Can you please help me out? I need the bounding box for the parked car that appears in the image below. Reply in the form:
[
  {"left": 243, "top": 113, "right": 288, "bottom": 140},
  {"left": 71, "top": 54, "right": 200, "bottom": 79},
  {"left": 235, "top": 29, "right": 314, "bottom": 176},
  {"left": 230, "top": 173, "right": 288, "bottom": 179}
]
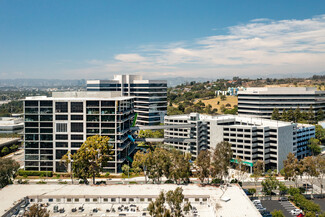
[
  {"left": 278, "top": 197, "right": 288, "bottom": 201},
  {"left": 243, "top": 189, "right": 253, "bottom": 196},
  {"left": 290, "top": 209, "right": 303, "bottom": 215}
]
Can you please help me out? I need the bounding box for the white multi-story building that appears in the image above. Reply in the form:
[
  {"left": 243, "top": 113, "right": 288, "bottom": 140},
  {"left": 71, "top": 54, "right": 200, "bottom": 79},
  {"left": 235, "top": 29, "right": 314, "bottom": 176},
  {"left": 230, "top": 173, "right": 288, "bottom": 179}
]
[
  {"left": 164, "top": 113, "right": 315, "bottom": 172},
  {"left": 87, "top": 75, "right": 167, "bottom": 126},
  {"left": 238, "top": 87, "right": 325, "bottom": 119},
  {"left": 23, "top": 91, "right": 135, "bottom": 173},
  {"left": 0, "top": 117, "right": 24, "bottom": 134}
]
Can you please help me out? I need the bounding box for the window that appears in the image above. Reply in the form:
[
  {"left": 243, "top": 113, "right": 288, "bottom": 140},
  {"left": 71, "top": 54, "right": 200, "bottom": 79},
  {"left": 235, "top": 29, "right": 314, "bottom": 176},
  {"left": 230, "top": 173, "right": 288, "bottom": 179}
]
[
  {"left": 71, "top": 102, "right": 83, "bottom": 113},
  {"left": 75, "top": 198, "right": 79, "bottom": 202},
  {"left": 71, "top": 123, "right": 83, "bottom": 132},
  {"left": 56, "top": 134, "right": 68, "bottom": 140},
  {"left": 103, "top": 198, "right": 108, "bottom": 202},
  {"left": 93, "top": 198, "right": 98, "bottom": 202},
  {"left": 71, "top": 135, "right": 83, "bottom": 140},
  {"left": 195, "top": 198, "right": 200, "bottom": 202},
  {"left": 56, "top": 123, "right": 67, "bottom": 132},
  {"left": 129, "top": 198, "right": 134, "bottom": 202},
  {"left": 56, "top": 199, "right": 61, "bottom": 202},
  {"left": 56, "top": 102, "right": 68, "bottom": 113},
  {"left": 140, "top": 198, "right": 145, "bottom": 202},
  {"left": 56, "top": 142, "right": 68, "bottom": 148},
  {"left": 56, "top": 115, "right": 68, "bottom": 120},
  {"left": 122, "top": 198, "right": 126, "bottom": 202},
  {"left": 148, "top": 198, "right": 152, "bottom": 201},
  {"left": 67, "top": 198, "right": 72, "bottom": 202},
  {"left": 49, "top": 198, "right": 53, "bottom": 202},
  {"left": 71, "top": 142, "right": 82, "bottom": 148},
  {"left": 71, "top": 115, "right": 83, "bottom": 120},
  {"left": 85, "top": 198, "right": 90, "bottom": 202},
  {"left": 56, "top": 150, "right": 68, "bottom": 159},
  {"left": 111, "top": 198, "right": 116, "bottom": 202},
  {"left": 203, "top": 198, "right": 207, "bottom": 202}
]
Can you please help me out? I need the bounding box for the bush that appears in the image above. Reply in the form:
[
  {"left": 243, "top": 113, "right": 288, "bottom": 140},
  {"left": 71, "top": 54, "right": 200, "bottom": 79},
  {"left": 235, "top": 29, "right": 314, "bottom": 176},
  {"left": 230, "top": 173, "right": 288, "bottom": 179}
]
[
  {"left": 128, "top": 181, "right": 137, "bottom": 184},
  {"left": 18, "top": 170, "right": 53, "bottom": 177},
  {"left": 211, "top": 178, "right": 224, "bottom": 184},
  {"left": 95, "top": 181, "right": 106, "bottom": 185},
  {"left": 104, "top": 172, "right": 110, "bottom": 178},
  {"left": 164, "top": 180, "right": 174, "bottom": 184},
  {"left": 291, "top": 193, "right": 320, "bottom": 213},
  {"left": 36, "top": 181, "right": 47, "bottom": 184},
  {"left": 58, "top": 181, "right": 68, "bottom": 184},
  {"left": 17, "top": 179, "right": 29, "bottom": 184},
  {"left": 79, "top": 180, "right": 85, "bottom": 184}
]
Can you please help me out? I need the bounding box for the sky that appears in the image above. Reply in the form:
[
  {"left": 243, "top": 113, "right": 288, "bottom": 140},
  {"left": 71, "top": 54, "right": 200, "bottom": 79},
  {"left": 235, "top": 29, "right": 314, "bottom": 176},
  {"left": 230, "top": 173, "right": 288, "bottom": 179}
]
[{"left": 1, "top": 0, "right": 325, "bottom": 80}]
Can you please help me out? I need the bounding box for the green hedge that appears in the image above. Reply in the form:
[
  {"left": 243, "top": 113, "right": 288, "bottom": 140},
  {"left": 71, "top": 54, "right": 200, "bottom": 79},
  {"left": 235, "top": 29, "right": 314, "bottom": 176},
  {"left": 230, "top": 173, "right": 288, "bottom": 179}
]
[
  {"left": 291, "top": 194, "right": 320, "bottom": 213},
  {"left": 18, "top": 170, "right": 53, "bottom": 177}
]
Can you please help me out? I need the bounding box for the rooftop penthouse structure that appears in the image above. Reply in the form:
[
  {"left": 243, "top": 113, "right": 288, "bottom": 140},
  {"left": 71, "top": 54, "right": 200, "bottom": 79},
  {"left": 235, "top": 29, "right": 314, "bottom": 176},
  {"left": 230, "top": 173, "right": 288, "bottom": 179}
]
[
  {"left": 87, "top": 75, "right": 167, "bottom": 126},
  {"left": 238, "top": 87, "right": 325, "bottom": 119},
  {"left": 164, "top": 113, "right": 315, "bottom": 172},
  {"left": 23, "top": 91, "right": 135, "bottom": 173}
]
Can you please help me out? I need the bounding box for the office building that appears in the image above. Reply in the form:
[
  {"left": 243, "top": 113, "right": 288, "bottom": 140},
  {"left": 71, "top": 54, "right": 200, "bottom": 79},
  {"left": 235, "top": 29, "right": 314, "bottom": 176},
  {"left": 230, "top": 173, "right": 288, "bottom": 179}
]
[
  {"left": 87, "top": 75, "right": 167, "bottom": 126},
  {"left": 238, "top": 87, "right": 325, "bottom": 119},
  {"left": 164, "top": 113, "right": 315, "bottom": 171},
  {"left": 23, "top": 91, "right": 135, "bottom": 173},
  {"left": 0, "top": 117, "right": 24, "bottom": 134}
]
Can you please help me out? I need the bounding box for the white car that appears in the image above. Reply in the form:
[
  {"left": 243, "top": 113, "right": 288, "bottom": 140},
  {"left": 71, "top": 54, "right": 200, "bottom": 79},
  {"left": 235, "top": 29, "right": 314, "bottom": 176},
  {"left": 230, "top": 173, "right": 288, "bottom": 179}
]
[{"left": 290, "top": 209, "right": 303, "bottom": 215}]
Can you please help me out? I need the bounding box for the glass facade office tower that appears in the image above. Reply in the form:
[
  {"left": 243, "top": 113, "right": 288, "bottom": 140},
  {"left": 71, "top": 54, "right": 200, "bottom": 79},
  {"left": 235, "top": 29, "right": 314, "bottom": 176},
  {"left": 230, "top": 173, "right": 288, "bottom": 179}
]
[
  {"left": 24, "top": 92, "right": 135, "bottom": 173},
  {"left": 87, "top": 75, "right": 167, "bottom": 126}
]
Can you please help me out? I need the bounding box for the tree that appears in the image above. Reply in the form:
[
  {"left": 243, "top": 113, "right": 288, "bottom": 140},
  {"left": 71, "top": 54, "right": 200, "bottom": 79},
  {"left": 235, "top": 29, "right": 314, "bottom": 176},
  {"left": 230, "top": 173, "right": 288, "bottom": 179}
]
[
  {"left": 308, "top": 105, "right": 315, "bottom": 124},
  {"left": 211, "top": 141, "right": 233, "bottom": 198},
  {"left": 122, "top": 164, "right": 130, "bottom": 176},
  {"left": 220, "top": 94, "right": 226, "bottom": 101},
  {"left": 234, "top": 157, "right": 249, "bottom": 184},
  {"left": 132, "top": 150, "right": 150, "bottom": 183},
  {"left": 303, "top": 156, "right": 318, "bottom": 195},
  {"left": 261, "top": 176, "right": 279, "bottom": 196},
  {"left": 317, "top": 109, "right": 325, "bottom": 122},
  {"left": 72, "top": 135, "right": 113, "bottom": 184},
  {"left": 166, "top": 187, "right": 185, "bottom": 217},
  {"left": 308, "top": 138, "right": 321, "bottom": 156},
  {"left": 148, "top": 187, "right": 190, "bottom": 217},
  {"left": 271, "top": 210, "right": 285, "bottom": 217},
  {"left": 315, "top": 155, "right": 325, "bottom": 194},
  {"left": 281, "top": 109, "right": 289, "bottom": 122},
  {"left": 271, "top": 108, "right": 281, "bottom": 120},
  {"left": 315, "top": 125, "right": 325, "bottom": 142},
  {"left": 1, "top": 146, "right": 9, "bottom": 156},
  {"left": 283, "top": 153, "right": 300, "bottom": 187},
  {"left": 252, "top": 160, "right": 264, "bottom": 190},
  {"left": 9, "top": 144, "right": 18, "bottom": 152},
  {"left": 196, "top": 150, "right": 211, "bottom": 184},
  {"left": 0, "top": 158, "right": 20, "bottom": 188},
  {"left": 294, "top": 106, "right": 302, "bottom": 122},
  {"left": 278, "top": 182, "right": 288, "bottom": 196},
  {"left": 24, "top": 204, "right": 49, "bottom": 217},
  {"left": 287, "top": 108, "right": 294, "bottom": 122},
  {"left": 61, "top": 151, "right": 73, "bottom": 184}
]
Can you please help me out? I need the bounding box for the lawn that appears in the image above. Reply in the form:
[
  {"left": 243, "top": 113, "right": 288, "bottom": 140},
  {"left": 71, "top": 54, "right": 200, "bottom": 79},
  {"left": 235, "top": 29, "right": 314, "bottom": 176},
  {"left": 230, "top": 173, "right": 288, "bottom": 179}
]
[{"left": 199, "top": 96, "right": 238, "bottom": 113}]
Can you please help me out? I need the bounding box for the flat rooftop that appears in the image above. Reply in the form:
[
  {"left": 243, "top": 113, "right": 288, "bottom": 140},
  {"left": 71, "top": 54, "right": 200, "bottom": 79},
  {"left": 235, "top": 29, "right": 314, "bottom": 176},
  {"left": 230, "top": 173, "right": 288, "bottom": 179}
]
[
  {"left": 165, "top": 113, "right": 311, "bottom": 128},
  {"left": 0, "top": 184, "right": 261, "bottom": 217},
  {"left": 238, "top": 87, "right": 325, "bottom": 94},
  {"left": 25, "top": 91, "right": 134, "bottom": 101},
  {"left": 0, "top": 137, "right": 20, "bottom": 147}
]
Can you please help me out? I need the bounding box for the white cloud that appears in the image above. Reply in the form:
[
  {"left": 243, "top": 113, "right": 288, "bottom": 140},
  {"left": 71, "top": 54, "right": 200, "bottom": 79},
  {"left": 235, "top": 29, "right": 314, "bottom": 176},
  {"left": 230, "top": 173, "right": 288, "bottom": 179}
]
[
  {"left": 115, "top": 53, "right": 146, "bottom": 62},
  {"left": 73, "top": 14, "right": 325, "bottom": 79}
]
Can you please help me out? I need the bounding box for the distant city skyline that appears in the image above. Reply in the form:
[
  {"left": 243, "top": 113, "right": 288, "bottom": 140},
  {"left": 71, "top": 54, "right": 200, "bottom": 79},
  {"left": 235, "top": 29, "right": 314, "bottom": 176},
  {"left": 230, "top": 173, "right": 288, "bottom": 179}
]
[{"left": 1, "top": 0, "right": 325, "bottom": 79}]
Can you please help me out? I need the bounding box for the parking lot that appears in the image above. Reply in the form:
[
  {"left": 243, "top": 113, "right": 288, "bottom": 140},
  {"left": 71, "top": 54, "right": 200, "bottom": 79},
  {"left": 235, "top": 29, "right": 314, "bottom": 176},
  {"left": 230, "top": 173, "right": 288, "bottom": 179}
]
[{"left": 261, "top": 200, "right": 297, "bottom": 217}]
